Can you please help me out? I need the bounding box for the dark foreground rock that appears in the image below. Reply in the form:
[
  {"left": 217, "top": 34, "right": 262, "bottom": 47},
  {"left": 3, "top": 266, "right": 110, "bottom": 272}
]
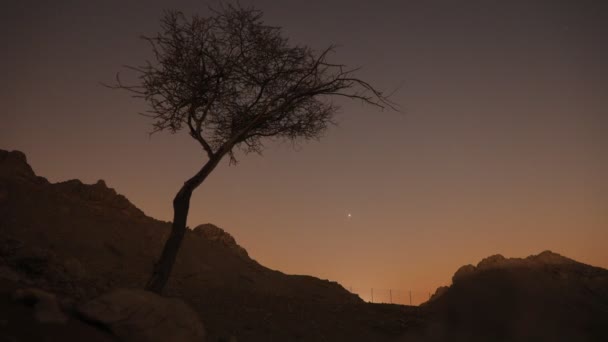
[
  {"left": 77, "top": 289, "right": 206, "bottom": 342},
  {"left": 0, "top": 279, "right": 117, "bottom": 342},
  {"left": 12, "top": 287, "right": 68, "bottom": 323}
]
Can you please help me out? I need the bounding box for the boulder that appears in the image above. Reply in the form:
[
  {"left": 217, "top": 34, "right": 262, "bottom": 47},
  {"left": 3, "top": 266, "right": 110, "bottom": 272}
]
[
  {"left": 13, "top": 288, "right": 68, "bottom": 324},
  {"left": 77, "top": 289, "right": 205, "bottom": 342},
  {"left": 452, "top": 264, "right": 476, "bottom": 283},
  {"left": 476, "top": 254, "right": 508, "bottom": 270},
  {"left": 428, "top": 285, "right": 449, "bottom": 302}
]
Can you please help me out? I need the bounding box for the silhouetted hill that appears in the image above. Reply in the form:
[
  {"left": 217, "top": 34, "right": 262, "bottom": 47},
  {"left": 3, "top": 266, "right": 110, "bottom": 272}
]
[
  {"left": 422, "top": 251, "right": 608, "bottom": 341},
  {"left": 0, "top": 150, "right": 421, "bottom": 341},
  {"left": 2, "top": 149, "right": 606, "bottom": 341}
]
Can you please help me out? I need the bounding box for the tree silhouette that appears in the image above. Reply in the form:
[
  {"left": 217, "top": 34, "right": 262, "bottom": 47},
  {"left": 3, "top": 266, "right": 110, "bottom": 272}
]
[{"left": 112, "top": 4, "right": 394, "bottom": 293}]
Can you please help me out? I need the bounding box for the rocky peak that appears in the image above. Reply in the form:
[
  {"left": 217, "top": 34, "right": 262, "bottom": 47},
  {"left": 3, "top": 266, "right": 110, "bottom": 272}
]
[
  {"left": 476, "top": 254, "right": 510, "bottom": 270},
  {"left": 192, "top": 224, "right": 248, "bottom": 258},
  {"left": 0, "top": 150, "right": 39, "bottom": 182},
  {"left": 526, "top": 250, "right": 574, "bottom": 265},
  {"left": 452, "top": 264, "right": 476, "bottom": 283}
]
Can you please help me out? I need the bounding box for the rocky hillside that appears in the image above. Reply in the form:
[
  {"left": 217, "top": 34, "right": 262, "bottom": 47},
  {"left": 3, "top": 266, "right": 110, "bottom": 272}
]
[
  {"left": 2, "top": 149, "right": 606, "bottom": 341},
  {"left": 0, "top": 150, "right": 422, "bottom": 341},
  {"left": 422, "top": 251, "right": 608, "bottom": 341}
]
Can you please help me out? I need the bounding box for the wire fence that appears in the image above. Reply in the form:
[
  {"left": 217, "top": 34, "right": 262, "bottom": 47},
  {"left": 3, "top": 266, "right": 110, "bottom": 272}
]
[{"left": 346, "top": 287, "right": 431, "bottom": 306}]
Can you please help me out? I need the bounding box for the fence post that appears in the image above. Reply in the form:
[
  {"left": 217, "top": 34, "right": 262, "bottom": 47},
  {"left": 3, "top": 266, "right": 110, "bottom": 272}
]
[
  {"left": 389, "top": 289, "right": 392, "bottom": 304},
  {"left": 409, "top": 290, "right": 412, "bottom": 305},
  {"left": 371, "top": 288, "right": 374, "bottom": 303}
]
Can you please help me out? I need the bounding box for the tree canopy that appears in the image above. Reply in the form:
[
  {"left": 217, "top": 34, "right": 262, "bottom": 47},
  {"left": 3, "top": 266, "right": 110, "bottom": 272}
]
[{"left": 116, "top": 5, "right": 393, "bottom": 163}]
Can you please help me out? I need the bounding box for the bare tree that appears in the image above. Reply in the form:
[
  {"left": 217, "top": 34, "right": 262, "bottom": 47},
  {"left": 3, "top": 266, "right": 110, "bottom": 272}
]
[{"left": 112, "top": 4, "right": 394, "bottom": 294}]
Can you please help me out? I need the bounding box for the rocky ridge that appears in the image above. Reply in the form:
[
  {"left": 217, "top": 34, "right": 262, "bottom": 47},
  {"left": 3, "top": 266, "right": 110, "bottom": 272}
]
[{"left": 448, "top": 250, "right": 585, "bottom": 285}]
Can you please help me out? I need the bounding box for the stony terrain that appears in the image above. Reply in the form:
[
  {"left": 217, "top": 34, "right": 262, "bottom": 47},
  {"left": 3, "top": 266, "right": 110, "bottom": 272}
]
[{"left": 1, "top": 148, "right": 607, "bottom": 341}]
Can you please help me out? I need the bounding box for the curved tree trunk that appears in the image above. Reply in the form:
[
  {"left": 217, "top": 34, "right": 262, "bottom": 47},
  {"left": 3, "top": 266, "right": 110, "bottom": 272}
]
[{"left": 146, "top": 154, "right": 225, "bottom": 294}]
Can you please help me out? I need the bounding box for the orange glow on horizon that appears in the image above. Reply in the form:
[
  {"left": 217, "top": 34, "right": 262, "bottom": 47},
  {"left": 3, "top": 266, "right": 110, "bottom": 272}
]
[{"left": 2, "top": 1, "right": 606, "bottom": 305}]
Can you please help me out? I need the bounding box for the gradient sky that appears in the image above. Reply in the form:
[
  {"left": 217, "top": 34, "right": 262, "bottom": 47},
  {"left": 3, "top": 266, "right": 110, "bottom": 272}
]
[{"left": 2, "top": 0, "right": 607, "bottom": 304}]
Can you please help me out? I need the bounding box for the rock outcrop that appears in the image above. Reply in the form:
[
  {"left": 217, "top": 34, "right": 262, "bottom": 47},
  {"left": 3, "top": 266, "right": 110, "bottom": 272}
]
[
  {"left": 192, "top": 224, "right": 248, "bottom": 258},
  {"left": 449, "top": 250, "right": 584, "bottom": 285},
  {"left": 424, "top": 251, "right": 608, "bottom": 341},
  {"left": 0, "top": 150, "right": 46, "bottom": 184},
  {"left": 451, "top": 264, "right": 476, "bottom": 283}
]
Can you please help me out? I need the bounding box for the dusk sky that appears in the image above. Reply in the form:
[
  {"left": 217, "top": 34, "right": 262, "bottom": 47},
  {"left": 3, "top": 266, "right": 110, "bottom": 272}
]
[{"left": 2, "top": 0, "right": 607, "bottom": 304}]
